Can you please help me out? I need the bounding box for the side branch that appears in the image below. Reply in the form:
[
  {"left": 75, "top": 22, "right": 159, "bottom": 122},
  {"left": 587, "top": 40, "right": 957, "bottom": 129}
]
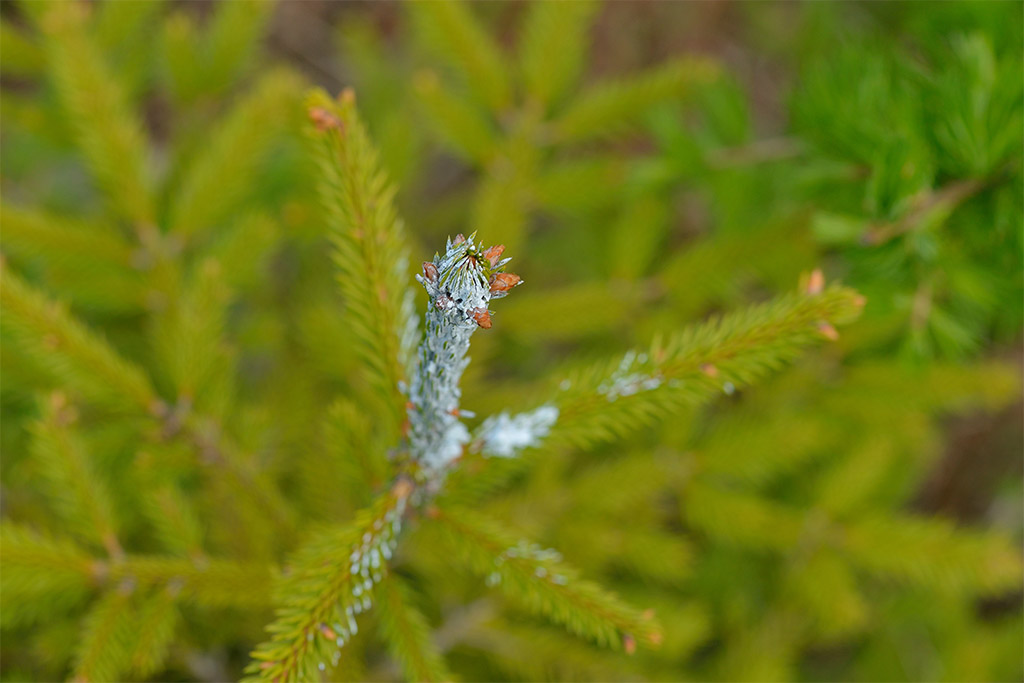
[
  {"left": 429, "top": 505, "right": 661, "bottom": 651},
  {"left": 247, "top": 480, "right": 414, "bottom": 682},
  {"left": 546, "top": 284, "right": 865, "bottom": 450}
]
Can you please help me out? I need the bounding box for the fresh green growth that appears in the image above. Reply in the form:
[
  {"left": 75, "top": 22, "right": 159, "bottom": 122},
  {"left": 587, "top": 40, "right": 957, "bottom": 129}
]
[
  {"left": 1, "top": 1, "right": 1021, "bottom": 682},
  {"left": 243, "top": 90, "right": 862, "bottom": 681}
]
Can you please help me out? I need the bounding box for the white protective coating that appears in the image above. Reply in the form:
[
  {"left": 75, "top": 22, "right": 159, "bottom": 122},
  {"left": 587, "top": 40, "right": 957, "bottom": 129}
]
[
  {"left": 406, "top": 234, "right": 519, "bottom": 477},
  {"left": 475, "top": 404, "right": 560, "bottom": 458}
]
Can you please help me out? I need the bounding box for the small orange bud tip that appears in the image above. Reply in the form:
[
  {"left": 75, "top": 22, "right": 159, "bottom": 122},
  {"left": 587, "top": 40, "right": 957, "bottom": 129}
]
[
  {"left": 623, "top": 634, "right": 637, "bottom": 655},
  {"left": 320, "top": 624, "right": 337, "bottom": 640},
  {"left": 853, "top": 294, "right": 867, "bottom": 307},
  {"left": 472, "top": 308, "right": 492, "bottom": 329},
  {"left": 489, "top": 272, "right": 522, "bottom": 294},
  {"left": 483, "top": 244, "right": 506, "bottom": 266},
  {"left": 818, "top": 322, "right": 840, "bottom": 341},
  {"left": 259, "top": 662, "right": 275, "bottom": 671},
  {"left": 700, "top": 363, "right": 719, "bottom": 378},
  {"left": 308, "top": 106, "right": 342, "bottom": 132},
  {"left": 422, "top": 261, "right": 439, "bottom": 282},
  {"left": 807, "top": 268, "right": 825, "bottom": 295}
]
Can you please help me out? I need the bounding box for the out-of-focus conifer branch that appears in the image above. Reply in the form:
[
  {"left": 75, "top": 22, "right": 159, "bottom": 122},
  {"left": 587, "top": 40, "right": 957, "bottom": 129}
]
[
  {"left": 305, "top": 88, "right": 417, "bottom": 434},
  {"left": 247, "top": 481, "right": 414, "bottom": 682},
  {"left": 429, "top": 504, "right": 662, "bottom": 651}
]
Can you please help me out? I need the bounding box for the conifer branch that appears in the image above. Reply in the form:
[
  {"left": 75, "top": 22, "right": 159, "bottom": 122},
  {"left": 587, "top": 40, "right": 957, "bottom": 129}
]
[
  {"left": 376, "top": 575, "right": 452, "bottom": 683},
  {"left": 91, "top": 1, "right": 165, "bottom": 98},
  {"left": 0, "top": 523, "right": 100, "bottom": 629},
  {"left": 160, "top": 0, "right": 276, "bottom": 105},
  {"left": 169, "top": 70, "right": 301, "bottom": 238},
  {"left": 42, "top": 2, "right": 155, "bottom": 227},
  {"left": 445, "top": 283, "right": 863, "bottom": 503},
  {"left": 785, "top": 550, "right": 868, "bottom": 639},
  {"left": 108, "top": 556, "right": 274, "bottom": 609},
  {"left": 1, "top": 527, "right": 273, "bottom": 619},
  {"left": 247, "top": 482, "right": 414, "bottom": 682},
  {"left": 30, "top": 391, "right": 123, "bottom": 557},
  {"left": 543, "top": 284, "right": 865, "bottom": 450},
  {"left": 840, "top": 515, "right": 1023, "bottom": 594},
  {"left": 684, "top": 480, "right": 806, "bottom": 551},
  {"left": 203, "top": 212, "right": 280, "bottom": 291},
  {"left": 520, "top": 0, "right": 599, "bottom": 111},
  {"left": 150, "top": 257, "right": 231, "bottom": 407},
  {"left": 72, "top": 581, "right": 178, "bottom": 683},
  {"left": 414, "top": 69, "right": 498, "bottom": 164},
  {"left": 177, "top": 417, "right": 297, "bottom": 540},
  {"left": 0, "top": 265, "right": 159, "bottom": 413},
  {"left": 408, "top": 233, "right": 522, "bottom": 481},
  {"left": 553, "top": 58, "right": 720, "bottom": 143},
  {"left": 139, "top": 476, "right": 205, "bottom": 559},
  {"left": 409, "top": 0, "right": 512, "bottom": 113},
  {"left": 0, "top": 202, "right": 135, "bottom": 269},
  {"left": 200, "top": 0, "right": 278, "bottom": 97},
  {"left": 324, "top": 397, "right": 389, "bottom": 505},
  {"left": 127, "top": 590, "right": 181, "bottom": 680},
  {"left": 470, "top": 153, "right": 534, "bottom": 256},
  {"left": 429, "top": 505, "right": 661, "bottom": 651},
  {"left": 72, "top": 586, "right": 138, "bottom": 683},
  {"left": 305, "top": 89, "right": 417, "bottom": 432},
  {"left": 533, "top": 157, "right": 626, "bottom": 215},
  {"left": 0, "top": 264, "right": 293, "bottom": 538}
]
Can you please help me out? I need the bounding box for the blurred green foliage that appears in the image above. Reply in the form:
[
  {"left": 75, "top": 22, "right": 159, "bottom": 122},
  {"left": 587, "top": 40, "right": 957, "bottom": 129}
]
[{"left": 1, "top": 1, "right": 1021, "bottom": 681}]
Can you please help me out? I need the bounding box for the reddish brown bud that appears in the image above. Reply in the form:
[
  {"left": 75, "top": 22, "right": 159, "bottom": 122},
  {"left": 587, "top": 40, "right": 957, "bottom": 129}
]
[
  {"left": 471, "top": 308, "right": 492, "bottom": 329},
  {"left": 700, "top": 363, "right": 719, "bottom": 378},
  {"left": 807, "top": 268, "right": 825, "bottom": 295},
  {"left": 308, "top": 106, "right": 341, "bottom": 132},
  {"left": 818, "top": 322, "right": 839, "bottom": 340},
  {"left": 422, "top": 261, "right": 438, "bottom": 282},
  {"left": 319, "top": 624, "right": 337, "bottom": 640},
  {"left": 483, "top": 244, "right": 505, "bottom": 266},
  {"left": 452, "top": 233, "right": 466, "bottom": 245},
  {"left": 392, "top": 476, "right": 415, "bottom": 500},
  {"left": 623, "top": 634, "right": 637, "bottom": 655},
  {"left": 489, "top": 272, "right": 521, "bottom": 293}
]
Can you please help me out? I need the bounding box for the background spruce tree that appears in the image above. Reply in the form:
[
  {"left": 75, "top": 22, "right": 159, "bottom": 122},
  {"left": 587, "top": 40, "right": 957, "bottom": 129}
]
[{"left": 1, "top": 1, "right": 1021, "bottom": 681}]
